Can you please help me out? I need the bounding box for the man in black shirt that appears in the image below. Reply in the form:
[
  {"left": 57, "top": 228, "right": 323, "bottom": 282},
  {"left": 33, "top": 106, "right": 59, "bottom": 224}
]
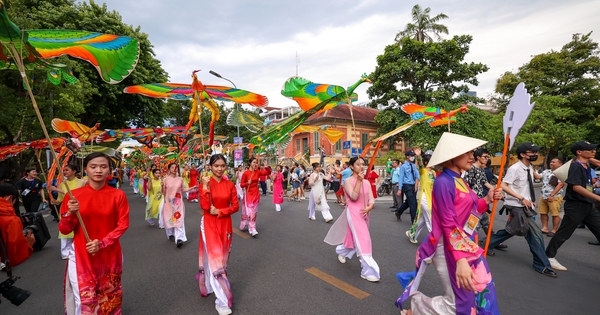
[{"left": 546, "top": 141, "right": 600, "bottom": 271}]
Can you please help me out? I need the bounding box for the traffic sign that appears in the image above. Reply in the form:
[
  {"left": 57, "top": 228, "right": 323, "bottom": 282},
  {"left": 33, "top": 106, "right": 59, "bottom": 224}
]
[{"left": 343, "top": 140, "right": 351, "bottom": 149}]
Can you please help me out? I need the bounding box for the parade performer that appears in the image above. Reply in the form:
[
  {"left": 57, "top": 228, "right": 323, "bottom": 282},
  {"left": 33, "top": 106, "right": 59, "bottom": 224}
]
[
  {"left": 49, "top": 165, "right": 85, "bottom": 259},
  {"left": 188, "top": 163, "right": 200, "bottom": 202},
  {"left": 132, "top": 168, "right": 139, "bottom": 195},
  {"left": 324, "top": 156, "right": 379, "bottom": 282},
  {"left": 182, "top": 164, "right": 190, "bottom": 198},
  {"left": 234, "top": 165, "right": 244, "bottom": 200},
  {"left": 308, "top": 163, "right": 333, "bottom": 222},
  {"left": 197, "top": 154, "right": 239, "bottom": 315},
  {"left": 365, "top": 165, "right": 379, "bottom": 200},
  {"left": 272, "top": 165, "right": 284, "bottom": 212},
  {"left": 162, "top": 163, "right": 196, "bottom": 248},
  {"left": 137, "top": 167, "right": 146, "bottom": 197},
  {"left": 395, "top": 133, "right": 501, "bottom": 315},
  {"left": 59, "top": 152, "right": 130, "bottom": 315},
  {"left": 406, "top": 153, "right": 435, "bottom": 244},
  {"left": 145, "top": 168, "right": 163, "bottom": 226},
  {"left": 240, "top": 158, "right": 270, "bottom": 237}
]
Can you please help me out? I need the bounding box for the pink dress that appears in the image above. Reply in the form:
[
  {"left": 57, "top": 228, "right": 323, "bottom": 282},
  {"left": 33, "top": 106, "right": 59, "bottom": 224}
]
[
  {"left": 272, "top": 172, "right": 284, "bottom": 205},
  {"left": 163, "top": 176, "right": 185, "bottom": 228}
]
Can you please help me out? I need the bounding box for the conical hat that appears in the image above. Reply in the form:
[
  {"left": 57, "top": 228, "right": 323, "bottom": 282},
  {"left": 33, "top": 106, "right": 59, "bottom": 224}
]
[
  {"left": 552, "top": 159, "right": 572, "bottom": 182},
  {"left": 428, "top": 132, "right": 488, "bottom": 167}
]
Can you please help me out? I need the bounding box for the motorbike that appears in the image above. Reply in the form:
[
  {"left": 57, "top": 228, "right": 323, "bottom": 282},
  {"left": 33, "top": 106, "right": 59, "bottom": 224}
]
[{"left": 377, "top": 176, "right": 392, "bottom": 197}]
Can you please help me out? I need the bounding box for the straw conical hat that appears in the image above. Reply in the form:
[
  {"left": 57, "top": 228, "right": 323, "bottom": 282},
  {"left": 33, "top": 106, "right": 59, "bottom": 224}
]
[{"left": 428, "top": 132, "right": 488, "bottom": 167}]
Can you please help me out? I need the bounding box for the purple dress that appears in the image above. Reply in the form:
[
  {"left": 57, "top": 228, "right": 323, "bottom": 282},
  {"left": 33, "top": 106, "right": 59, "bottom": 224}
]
[{"left": 396, "top": 169, "right": 499, "bottom": 314}]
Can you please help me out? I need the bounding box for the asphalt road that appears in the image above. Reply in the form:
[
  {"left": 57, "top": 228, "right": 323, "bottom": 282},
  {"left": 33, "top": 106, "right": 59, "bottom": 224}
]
[{"left": 3, "top": 184, "right": 600, "bottom": 314}]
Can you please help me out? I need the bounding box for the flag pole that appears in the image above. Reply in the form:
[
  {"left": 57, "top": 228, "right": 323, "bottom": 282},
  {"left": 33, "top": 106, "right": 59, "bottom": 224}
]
[{"left": 483, "top": 133, "right": 510, "bottom": 257}]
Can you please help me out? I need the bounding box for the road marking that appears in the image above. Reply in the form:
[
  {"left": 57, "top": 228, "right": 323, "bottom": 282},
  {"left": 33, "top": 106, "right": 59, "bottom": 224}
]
[
  {"left": 232, "top": 228, "right": 251, "bottom": 239},
  {"left": 305, "top": 267, "right": 370, "bottom": 299}
]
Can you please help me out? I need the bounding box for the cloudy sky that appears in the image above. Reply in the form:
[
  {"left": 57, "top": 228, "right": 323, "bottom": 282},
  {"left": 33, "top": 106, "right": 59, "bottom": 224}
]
[{"left": 93, "top": 0, "right": 599, "bottom": 108}]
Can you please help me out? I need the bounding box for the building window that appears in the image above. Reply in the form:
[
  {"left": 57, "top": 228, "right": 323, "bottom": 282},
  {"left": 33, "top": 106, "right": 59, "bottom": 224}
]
[
  {"left": 361, "top": 132, "right": 369, "bottom": 149},
  {"left": 335, "top": 139, "right": 342, "bottom": 152},
  {"left": 389, "top": 138, "right": 394, "bottom": 151},
  {"left": 302, "top": 138, "right": 309, "bottom": 154},
  {"left": 314, "top": 132, "right": 320, "bottom": 153},
  {"left": 296, "top": 139, "right": 300, "bottom": 151}
]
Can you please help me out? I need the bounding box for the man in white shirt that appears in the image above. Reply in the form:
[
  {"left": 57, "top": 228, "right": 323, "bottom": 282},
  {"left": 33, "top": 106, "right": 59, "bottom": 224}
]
[{"left": 486, "top": 142, "right": 557, "bottom": 278}]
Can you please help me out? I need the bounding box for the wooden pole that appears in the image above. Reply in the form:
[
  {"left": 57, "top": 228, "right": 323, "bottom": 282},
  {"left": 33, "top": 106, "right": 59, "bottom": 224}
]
[
  {"left": 7, "top": 42, "right": 91, "bottom": 243},
  {"left": 483, "top": 133, "right": 510, "bottom": 257}
]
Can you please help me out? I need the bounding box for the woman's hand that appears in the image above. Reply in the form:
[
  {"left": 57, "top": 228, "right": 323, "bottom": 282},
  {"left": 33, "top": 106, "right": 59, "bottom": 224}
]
[
  {"left": 456, "top": 258, "right": 475, "bottom": 292},
  {"left": 360, "top": 206, "right": 372, "bottom": 217},
  {"left": 356, "top": 173, "right": 364, "bottom": 182},
  {"left": 210, "top": 205, "right": 219, "bottom": 216},
  {"left": 66, "top": 199, "right": 79, "bottom": 215},
  {"left": 86, "top": 239, "right": 101, "bottom": 254},
  {"left": 201, "top": 174, "right": 211, "bottom": 186}
]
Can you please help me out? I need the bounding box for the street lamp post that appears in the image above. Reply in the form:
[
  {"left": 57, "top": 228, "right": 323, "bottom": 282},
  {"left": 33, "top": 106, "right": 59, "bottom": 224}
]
[{"left": 209, "top": 70, "right": 240, "bottom": 137}]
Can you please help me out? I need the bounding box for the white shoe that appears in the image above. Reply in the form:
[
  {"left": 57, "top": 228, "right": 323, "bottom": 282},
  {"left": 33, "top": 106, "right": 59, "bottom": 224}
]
[
  {"left": 406, "top": 230, "right": 417, "bottom": 244},
  {"left": 361, "top": 275, "right": 380, "bottom": 282},
  {"left": 337, "top": 254, "right": 346, "bottom": 264},
  {"left": 309, "top": 217, "right": 316, "bottom": 221},
  {"left": 250, "top": 230, "right": 258, "bottom": 237},
  {"left": 325, "top": 218, "right": 333, "bottom": 223},
  {"left": 216, "top": 305, "right": 232, "bottom": 315},
  {"left": 548, "top": 257, "right": 567, "bottom": 271}
]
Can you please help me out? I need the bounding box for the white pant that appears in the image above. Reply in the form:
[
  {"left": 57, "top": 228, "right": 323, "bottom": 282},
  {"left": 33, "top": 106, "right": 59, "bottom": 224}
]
[
  {"left": 61, "top": 238, "right": 73, "bottom": 259},
  {"left": 411, "top": 242, "right": 456, "bottom": 315},
  {"left": 65, "top": 243, "right": 81, "bottom": 315},
  {"left": 166, "top": 223, "right": 187, "bottom": 242}
]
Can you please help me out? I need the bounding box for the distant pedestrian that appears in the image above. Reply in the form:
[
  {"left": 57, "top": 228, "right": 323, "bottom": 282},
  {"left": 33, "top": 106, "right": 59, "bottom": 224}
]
[
  {"left": 308, "top": 163, "right": 333, "bottom": 222},
  {"left": 539, "top": 157, "right": 565, "bottom": 237}
]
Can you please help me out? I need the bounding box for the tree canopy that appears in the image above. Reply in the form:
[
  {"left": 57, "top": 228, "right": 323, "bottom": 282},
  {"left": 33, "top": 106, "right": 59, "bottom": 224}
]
[
  {"left": 0, "top": 0, "right": 170, "bottom": 148},
  {"left": 495, "top": 32, "right": 600, "bottom": 156},
  {"left": 367, "top": 35, "right": 489, "bottom": 150}
]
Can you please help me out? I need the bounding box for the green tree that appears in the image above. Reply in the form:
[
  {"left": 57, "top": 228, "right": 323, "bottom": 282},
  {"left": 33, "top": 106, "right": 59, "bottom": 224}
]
[
  {"left": 395, "top": 4, "right": 449, "bottom": 43},
  {"left": 495, "top": 32, "right": 600, "bottom": 157},
  {"left": 368, "top": 35, "right": 489, "bottom": 148},
  {"left": 0, "top": 0, "right": 170, "bottom": 179}
]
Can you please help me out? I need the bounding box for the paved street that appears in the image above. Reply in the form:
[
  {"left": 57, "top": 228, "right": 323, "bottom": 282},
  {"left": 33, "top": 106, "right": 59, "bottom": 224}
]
[{"left": 3, "top": 184, "right": 600, "bottom": 314}]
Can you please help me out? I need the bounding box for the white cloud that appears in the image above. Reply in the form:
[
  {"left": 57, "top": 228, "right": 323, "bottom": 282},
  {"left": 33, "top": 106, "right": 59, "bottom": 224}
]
[{"left": 89, "top": 0, "right": 600, "bottom": 104}]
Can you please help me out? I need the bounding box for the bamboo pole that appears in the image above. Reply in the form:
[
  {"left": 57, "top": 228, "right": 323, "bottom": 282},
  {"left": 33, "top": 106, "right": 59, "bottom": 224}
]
[{"left": 7, "top": 41, "right": 91, "bottom": 243}]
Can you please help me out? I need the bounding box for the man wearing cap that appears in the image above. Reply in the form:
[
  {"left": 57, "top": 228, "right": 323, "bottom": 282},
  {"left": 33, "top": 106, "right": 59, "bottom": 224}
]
[
  {"left": 545, "top": 141, "right": 600, "bottom": 271},
  {"left": 395, "top": 150, "right": 420, "bottom": 223},
  {"left": 486, "top": 142, "right": 558, "bottom": 278}
]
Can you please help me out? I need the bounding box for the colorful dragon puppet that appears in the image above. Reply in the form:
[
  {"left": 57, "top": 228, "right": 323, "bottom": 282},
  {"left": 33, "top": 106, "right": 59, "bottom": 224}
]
[
  {"left": 0, "top": 0, "right": 140, "bottom": 84},
  {"left": 123, "top": 70, "right": 268, "bottom": 148},
  {"left": 249, "top": 74, "right": 370, "bottom": 153}
]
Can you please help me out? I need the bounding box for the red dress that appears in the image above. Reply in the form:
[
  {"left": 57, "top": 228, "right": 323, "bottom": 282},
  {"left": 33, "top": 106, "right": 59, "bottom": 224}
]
[
  {"left": 188, "top": 169, "right": 199, "bottom": 200},
  {"left": 197, "top": 177, "right": 239, "bottom": 307},
  {"left": 59, "top": 185, "right": 130, "bottom": 314},
  {"left": 239, "top": 168, "right": 270, "bottom": 231},
  {"left": 366, "top": 171, "right": 379, "bottom": 199}
]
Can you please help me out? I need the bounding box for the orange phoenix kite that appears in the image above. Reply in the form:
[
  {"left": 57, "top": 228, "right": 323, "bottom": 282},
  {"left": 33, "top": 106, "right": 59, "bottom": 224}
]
[{"left": 124, "top": 70, "right": 268, "bottom": 148}]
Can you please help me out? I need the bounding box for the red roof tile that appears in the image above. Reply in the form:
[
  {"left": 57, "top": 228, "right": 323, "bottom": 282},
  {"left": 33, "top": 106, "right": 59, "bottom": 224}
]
[{"left": 306, "top": 104, "right": 378, "bottom": 123}]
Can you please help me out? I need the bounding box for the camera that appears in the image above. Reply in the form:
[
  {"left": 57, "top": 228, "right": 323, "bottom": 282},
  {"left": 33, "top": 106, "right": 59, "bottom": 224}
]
[
  {"left": 0, "top": 276, "right": 31, "bottom": 306},
  {"left": 22, "top": 225, "right": 38, "bottom": 237}
]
